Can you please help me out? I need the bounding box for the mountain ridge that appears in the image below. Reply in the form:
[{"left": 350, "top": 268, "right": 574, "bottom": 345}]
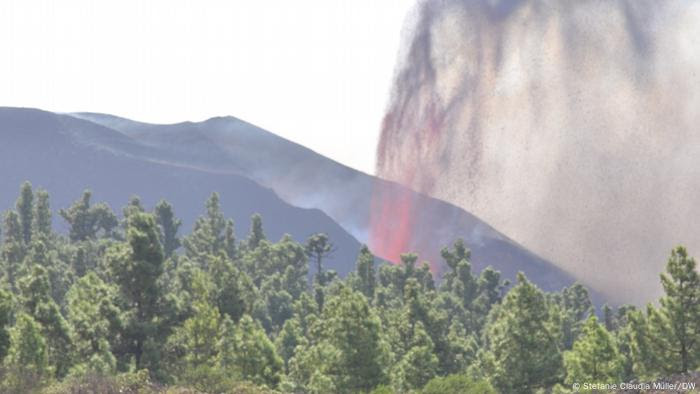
[
  {"left": 0, "top": 106, "right": 597, "bottom": 301},
  {"left": 0, "top": 107, "right": 363, "bottom": 277},
  {"left": 62, "top": 108, "right": 594, "bottom": 299}
]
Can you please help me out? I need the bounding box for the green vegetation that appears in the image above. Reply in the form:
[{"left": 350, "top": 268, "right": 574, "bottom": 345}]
[{"left": 0, "top": 181, "right": 698, "bottom": 393}]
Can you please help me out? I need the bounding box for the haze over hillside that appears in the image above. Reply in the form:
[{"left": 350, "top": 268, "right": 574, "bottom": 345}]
[
  {"left": 0, "top": 108, "right": 362, "bottom": 276},
  {"left": 1, "top": 107, "right": 586, "bottom": 298},
  {"left": 376, "top": 0, "right": 700, "bottom": 304}
]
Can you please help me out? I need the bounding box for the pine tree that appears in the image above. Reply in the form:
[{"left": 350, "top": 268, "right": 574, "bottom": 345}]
[
  {"left": 183, "top": 193, "right": 227, "bottom": 263},
  {"left": 33, "top": 188, "right": 52, "bottom": 238},
  {"left": 154, "top": 199, "right": 182, "bottom": 258},
  {"left": 208, "top": 254, "right": 252, "bottom": 323},
  {"left": 1, "top": 211, "right": 25, "bottom": 289},
  {"left": 277, "top": 236, "right": 309, "bottom": 300},
  {"left": 275, "top": 318, "right": 303, "bottom": 373},
  {"left": 560, "top": 283, "right": 594, "bottom": 348},
  {"left": 2, "top": 313, "right": 51, "bottom": 392},
  {"left": 480, "top": 273, "right": 563, "bottom": 393},
  {"left": 438, "top": 241, "right": 480, "bottom": 334},
  {"left": 183, "top": 220, "right": 215, "bottom": 264},
  {"left": 614, "top": 312, "right": 638, "bottom": 382},
  {"left": 602, "top": 304, "right": 615, "bottom": 331},
  {"left": 0, "top": 289, "right": 12, "bottom": 363},
  {"left": 18, "top": 264, "right": 73, "bottom": 378},
  {"left": 206, "top": 193, "right": 226, "bottom": 250},
  {"left": 167, "top": 272, "right": 226, "bottom": 386},
  {"left": 390, "top": 320, "right": 439, "bottom": 392},
  {"left": 303, "top": 286, "right": 389, "bottom": 392},
  {"left": 440, "top": 239, "right": 471, "bottom": 272},
  {"left": 59, "top": 190, "right": 118, "bottom": 241},
  {"left": 305, "top": 233, "right": 335, "bottom": 286},
  {"left": 288, "top": 341, "right": 338, "bottom": 393},
  {"left": 440, "top": 239, "right": 477, "bottom": 304},
  {"left": 24, "top": 237, "right": 72, "bottom": 306},
  {"left": 258, "top": 273, "right": 294, "bottom": 333},
  {"left": 355, "top": 245, "right": 376, "bottom": 299},
  {"left": 224, "top": 219, "right": 236, "bottom": 260},
  {"left": 106, "top": 211, "right": 166, "bottom": 371},
  {"left": 437, "top": 241, "right": 507, "bottom": 351},
  {"left": 422, "top": 374, "right": 497, "bottom": 394},
  {"left": 627, "top": 308, "right": 658, "bottom": 379},
  {"left": 59, "top": 190, "right": 94, "bottom": 242},
  {"left": 646, "top": 246, "right": 700, "bottom": 374},
  {"left": 389, "top": 277, "right": 452, "bottom": 381},
  {"left": 122, "top": 195, "right": 145, "bottom": 220},
  {"left": 564, "top": 316, "right": 622, "bottom": 385},
  {"left": 9, "top": 185, "right": 698, "bottom": 391},
  {"left": 65, "top": 272, "right": 121, "bottom": 376},
  {"left": 16, "top": 181, "right": 34, "bottom": 244},
  {"left": 292, "top": 291, "right": 319, "bottom": 339},
  {"left": 233, "top": 314, "right": 283, "bottom": 388},
  {"left": 247, "top": 213, "right": 266, "bottom": 250},
  {"left": 475, "top": 267, "right": 507, "bottom": 312}
]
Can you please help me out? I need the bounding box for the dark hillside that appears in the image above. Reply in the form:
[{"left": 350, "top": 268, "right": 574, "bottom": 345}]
[{"left": 0, "top": 108, "right": 362, "bottom": 275}]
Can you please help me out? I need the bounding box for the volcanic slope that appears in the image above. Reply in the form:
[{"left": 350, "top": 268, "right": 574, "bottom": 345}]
[
  {"left": 69, "top": 110, "right": 590, "bottom": 297},
  {"left": 0, "top": 107, "right": 361, "bottom": 275}
]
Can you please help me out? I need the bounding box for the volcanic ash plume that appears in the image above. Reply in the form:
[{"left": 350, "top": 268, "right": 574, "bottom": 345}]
[{"left": 374, "top": 0, "right": 700, "bottom": 304}]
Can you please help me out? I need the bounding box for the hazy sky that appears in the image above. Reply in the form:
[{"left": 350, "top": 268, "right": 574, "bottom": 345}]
[{"left": 0, "top": 0, "right": 415, "bottom": 174}]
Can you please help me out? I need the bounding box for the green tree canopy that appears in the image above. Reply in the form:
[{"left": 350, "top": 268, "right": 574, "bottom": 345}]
[
  {"left": 479, "top": 272, "right": 564, "bottom": 393},
  {"left": 646, "top": 246, "right": 700, "bottom": 374},
  {"left": 564, "top": 316, "right": 622, "bottom": 386},
  {"left": 154, "top": 199, "right": 182, "bottom": 258}
]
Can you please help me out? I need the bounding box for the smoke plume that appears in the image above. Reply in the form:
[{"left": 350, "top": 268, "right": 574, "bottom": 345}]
[{"left": 374, "top": 0, "right": 700, "bottom": 304}]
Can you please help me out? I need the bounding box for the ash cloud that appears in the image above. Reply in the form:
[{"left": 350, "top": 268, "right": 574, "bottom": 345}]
[{"left": 376, "top": 0, "right": 700, "bottom": 304}]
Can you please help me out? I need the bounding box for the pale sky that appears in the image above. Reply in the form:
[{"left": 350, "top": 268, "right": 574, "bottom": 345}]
[{"left": 0, "top": 0, "right": 415, "bottom": 174}]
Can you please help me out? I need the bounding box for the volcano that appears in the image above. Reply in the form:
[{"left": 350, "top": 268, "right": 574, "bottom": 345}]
[
  {"left": 1, "top": 106, "right": 593, "bottom": 298},
  {"left": 68, "top": 109, "right": 583, "bottom": 295}
]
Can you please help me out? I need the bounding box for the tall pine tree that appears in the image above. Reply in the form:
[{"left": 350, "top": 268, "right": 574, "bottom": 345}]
[
  {"left": 646, "top": 246, "right": 700, "bottom": 374},
  {"left": 479, "top": 273, "right": 563, "bottom": 393}
]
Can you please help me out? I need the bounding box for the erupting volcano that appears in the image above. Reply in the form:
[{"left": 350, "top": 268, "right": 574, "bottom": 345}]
[{"left": 373, "top": 0, "right": 700, "bottom": 304}]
